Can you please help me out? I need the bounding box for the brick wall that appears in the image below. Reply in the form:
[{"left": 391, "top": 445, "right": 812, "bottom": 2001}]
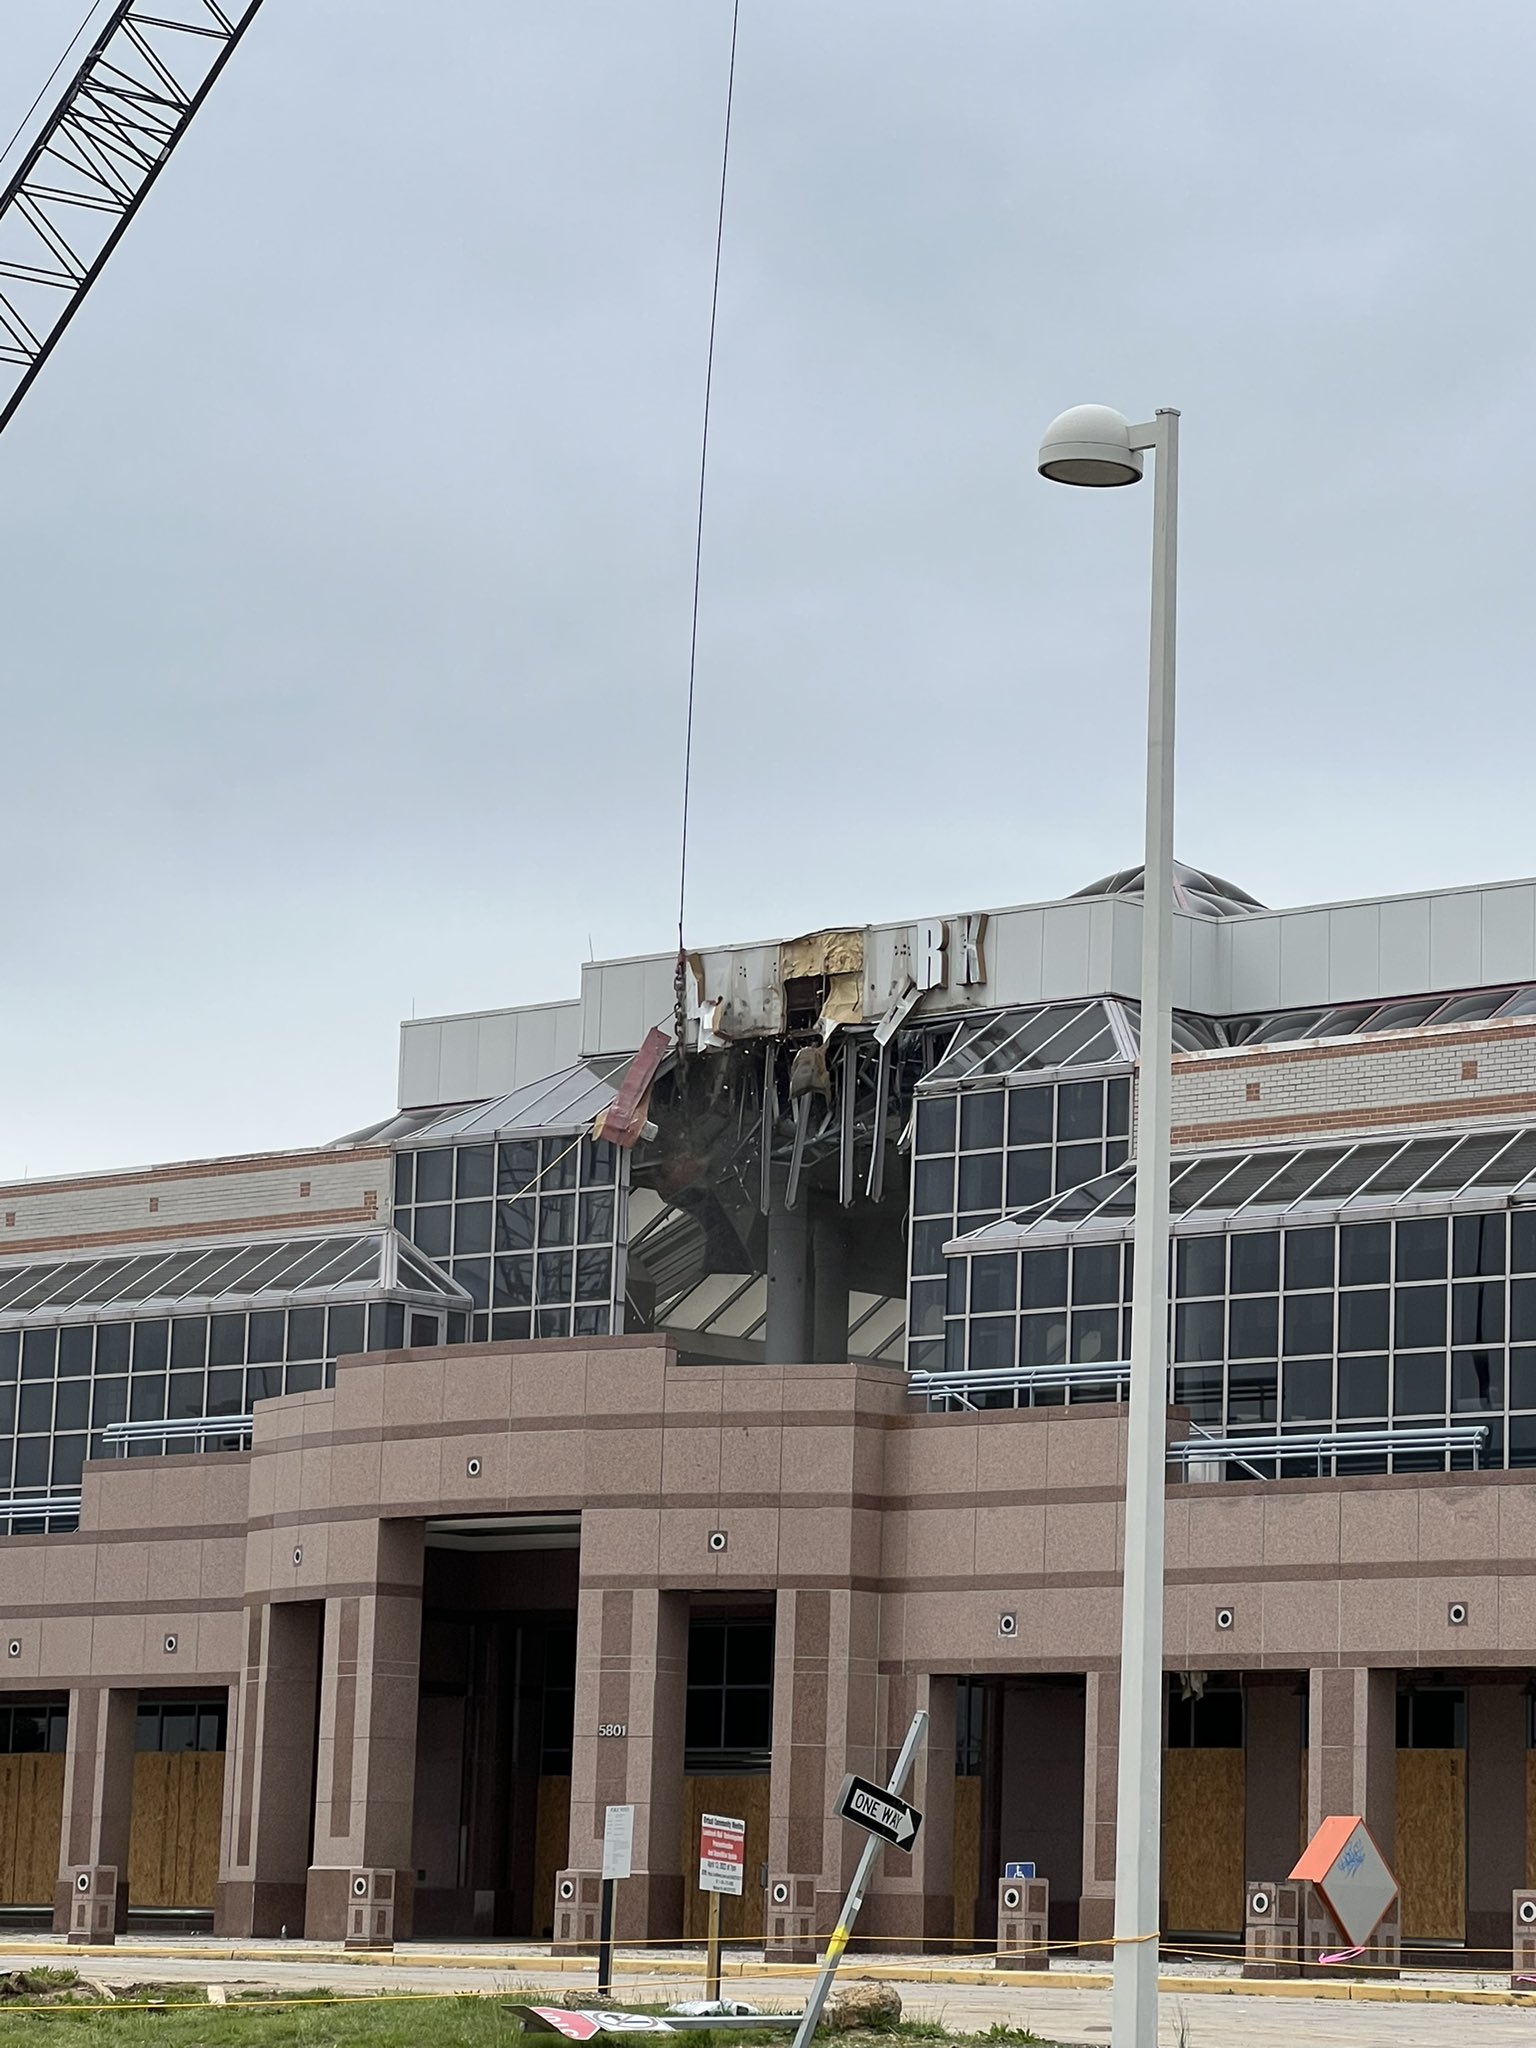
[
  {"left": 0, "top": 1147, "right": 390, "bottom": 1258},
  {"left": 1170, "top": 1018, "right": 1536, "bottom": 1149}
]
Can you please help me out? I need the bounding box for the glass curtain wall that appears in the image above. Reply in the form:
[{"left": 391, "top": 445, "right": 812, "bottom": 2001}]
[
  {"left": 907, "top": 1075, "right": 1131, "bottom": 1372},
  {"left": 394, "top": 1135, "right": 626, "bottom": 1342},
  {"left": 943, "top": 1210, "right": 1536, "bottom": 1469},
  {"left": 0, "top": 1297, "right": 451, "bottom": 1524}
]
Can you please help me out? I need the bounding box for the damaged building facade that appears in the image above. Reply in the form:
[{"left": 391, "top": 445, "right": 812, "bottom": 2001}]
[{"left": 4, "top": 862, "right": 1536, "bottom": 1955}]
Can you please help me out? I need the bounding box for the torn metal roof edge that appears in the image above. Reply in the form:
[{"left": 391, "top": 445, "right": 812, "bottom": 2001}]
[{"left": 387, "top": 1056, "right": 633, "bottom": 1147}]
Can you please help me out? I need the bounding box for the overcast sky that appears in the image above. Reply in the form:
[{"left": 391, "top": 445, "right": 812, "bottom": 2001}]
[{"left": 2, "top": 0, "right": 1534, "bottom": 1181}]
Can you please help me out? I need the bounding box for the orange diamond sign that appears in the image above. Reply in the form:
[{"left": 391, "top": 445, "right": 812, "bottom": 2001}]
[{"left": 1291, "top": 1815, "right": 1398, "bottom": 1949}]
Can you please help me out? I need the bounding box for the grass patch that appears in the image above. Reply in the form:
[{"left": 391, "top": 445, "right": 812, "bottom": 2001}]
[
  {"left": 0, "top": 1989, "right": 520, "bottom": 2047},
  {"left": 0, "top": 1985, "right": 1060, "bottom": 2048}
]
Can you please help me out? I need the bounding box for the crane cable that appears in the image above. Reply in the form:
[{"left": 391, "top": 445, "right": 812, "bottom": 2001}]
[
  {"left": 672, "top": 0, "right": 741, "bottom": 1052},
  {"left": 0, "top": 0, "right": 110, "bottom": 175}
]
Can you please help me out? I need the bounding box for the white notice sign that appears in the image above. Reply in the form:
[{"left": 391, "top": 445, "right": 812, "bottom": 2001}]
[
  {"left": 698, "top": 1812, "right": 745, "bottom": 1896},
  {"left": 602, "top": 1803, "right": 635, "bottom": 1880}
]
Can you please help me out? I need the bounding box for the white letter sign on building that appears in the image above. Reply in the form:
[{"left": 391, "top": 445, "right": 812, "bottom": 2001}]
[{"left": 913, "top": 913, "right": 988, "bottom": 993}]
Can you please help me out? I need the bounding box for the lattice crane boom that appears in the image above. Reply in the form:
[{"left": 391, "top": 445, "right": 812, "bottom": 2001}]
[{"left": 0, "top": 0, "right": 267, "bottom": 436}]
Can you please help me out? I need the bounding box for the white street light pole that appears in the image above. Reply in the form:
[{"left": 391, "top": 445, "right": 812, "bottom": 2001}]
[{"left": 1038, "top": 403, "right": 1180, "bottom": 2048}]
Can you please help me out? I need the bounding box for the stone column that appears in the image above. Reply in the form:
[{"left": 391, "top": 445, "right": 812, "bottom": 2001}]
[
  {"left": 1466, "top": 1684, "right": 1526, "bottom": 1959},
  {"left": 1303, "top": 1667, "right": 1398, "bottom": 1969},
  {"left": 53, "top": 1686, "right": 136, "bottom": 1936},
  {"left": 1245, "top": 1684, "right": 1304, "bottom": 1879},
  {"left": 1306, "top": 1667, "right": 1395, "bottom": 1849},
  {"left": 1077, "top": 1669, "right": 1119, "bottom": 1956},
  {"left": 767, "top": 1587, "right": 881, "bottom": 1941},
  {"left": 864, "top": 1671, "right": 956, "bottom": 1950},
  {"left": 765, "top": 1187, "right": 812, "bottom": 1366},
  {"left": 565, "top": 1584, "right": 688, "bottom": 1938},
  {"left": 811, "top": 1199, "right": 851, "bottom": 1365},
  {"left": 216, "top": 1600, "right": 322, "bottom": 1936},
  {"left": 305, "top": 1525, "right": 424, "bottom": 1940}
]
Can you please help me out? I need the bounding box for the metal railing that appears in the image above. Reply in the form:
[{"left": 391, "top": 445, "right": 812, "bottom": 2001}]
[
  {"left": 100, "top": 1415, "right": 254, "bottom": 1456},
  {"left": 909, "top": 1362, "right": 1133, "bottom": 1408},
  {"left": 0, "top": 1490, "right": 81, "bottom": 1523},
  {"left": 1169, "top": 1423, "right": 1490, "bottom": 1476},
  {"left": 908, "top": 1367, "right": 1492, "bottom": 1476}
]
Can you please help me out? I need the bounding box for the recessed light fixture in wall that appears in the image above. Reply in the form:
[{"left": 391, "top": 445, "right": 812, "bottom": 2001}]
[
  {"left": 998, "top": 1612, "right": 1018, "bottom": 1638},
  {"left": 1216, "top": 1607, "right": 1235, "bottom": 1631},
  {"left": 163, "top": 1634, "right": 178, "bottom": 1655},
  {"left": 707, "top": 1530, "right": 728, "bottom": 1553},
  {"left": 1448, "top": 1601, "right": 1468, "bottom": 1626}
]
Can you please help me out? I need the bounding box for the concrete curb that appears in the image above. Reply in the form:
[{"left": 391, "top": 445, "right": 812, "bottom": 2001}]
[{"left": 0, "top": 1940, "right": 1530, "bottom": 2009}]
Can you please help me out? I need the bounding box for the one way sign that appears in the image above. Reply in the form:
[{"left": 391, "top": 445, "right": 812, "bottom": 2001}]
[{"left": 835, "top": 1774, "right": 923, "bottom": 1851}]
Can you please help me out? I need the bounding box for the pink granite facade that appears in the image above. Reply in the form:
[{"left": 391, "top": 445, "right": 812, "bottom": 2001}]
[{"left": 0, "top": 1335, "right": 1530, "bottom": 1948}]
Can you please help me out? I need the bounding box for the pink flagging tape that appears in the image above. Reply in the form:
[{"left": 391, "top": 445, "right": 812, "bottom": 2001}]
[{"left": 1318, "top": 1947, "right": 1366, "bottom": 1966}]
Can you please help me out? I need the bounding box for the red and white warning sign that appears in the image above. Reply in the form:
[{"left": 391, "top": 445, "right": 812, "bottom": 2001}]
[
  {"left": 698, "top": 1811, "right": 745, "bottom": 1896},
  {"left": 511, "top": 2009, "right": 675, "bottom": 2038}
]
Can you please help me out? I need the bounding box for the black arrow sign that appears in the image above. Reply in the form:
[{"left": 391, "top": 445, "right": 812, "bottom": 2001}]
[{"left": 834, "top": 1774, "right": 922, "bottom": 1851}]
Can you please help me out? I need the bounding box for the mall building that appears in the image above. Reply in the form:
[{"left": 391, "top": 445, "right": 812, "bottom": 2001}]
[{"left": 3, "top": 859, "right": 1536, "bottom": 1958}]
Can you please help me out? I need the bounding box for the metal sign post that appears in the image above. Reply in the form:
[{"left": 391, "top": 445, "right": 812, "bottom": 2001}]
[
  {"left": 790, "top": 1711, "right": 927, "bottom": 2048},
  {"left": 599, "top": 1804, "right": 635, "bottom": 1998}
]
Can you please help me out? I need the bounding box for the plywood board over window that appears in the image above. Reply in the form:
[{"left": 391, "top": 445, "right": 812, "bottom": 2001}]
[
  {"left": 1162, "top": 1750, "right": 1244, "bottom": 1934},
  {"left": 0, "top": 1754, "right": 65, "bottom": 1905},
  {"left": 534, "top": 1777, "right": 572, "bottom": 1942},
  {"left": 1396, "top": 1750, "right": 1465, "bottom": 1942},
  {"left": 679, "top": 1775, "right": 769, "bottom": 1940},
  {"left": 127, "top": 1753, "right": 224, "bottom": 1909}
]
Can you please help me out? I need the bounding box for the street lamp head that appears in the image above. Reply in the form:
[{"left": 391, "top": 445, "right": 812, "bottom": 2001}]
[{"left": 1038, "top": 404, "right": 1143, "bottom": 488}]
